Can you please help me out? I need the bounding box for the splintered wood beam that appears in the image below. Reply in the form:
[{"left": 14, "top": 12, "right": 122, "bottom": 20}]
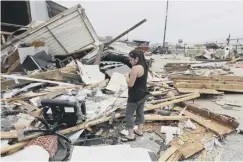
[
  {"left": 6, "top": 59, "right": 20, "bottom": 74},
  {"left": 170, "top": 75, "right": 243, "bottom": 82},
  {"left": 1, "top": 74, "right": 74, "bottom": 87},
  {"left": 0, "top": 131, "right": 18, "bottom": 139},
  {"left": 144, "top": 92, "right": 200, "bottom": 111},
  {"left": 150, "top": 93, "right": 202, "bottom": 104},
  {"left": 0, "top": 141, "right": 29, "bottom": 155},
  {"left": 145, "top": 115, "right": 188, "bottom": 121},
  {"left": 167, "top": 150, "right": 183, "bottom": 161},
  {"left": 173, "top": 79, "right": 243, "bottom": 84},
  {"left": 180, "top": 102, "right": 239, "bottom": 128},
  {"left": 158, "top": 146, "right": 177, "bottom": 162},
  {"left": 0, "top": 92, "right": 49, "bottom": 102},
  {"left": 175, "top": 82, "right": 243, "bottom": 93},
  {"left": 176, "top": 88, "right": 223, "bottom": 95},
  {"left": 1, "top": 66, "right": 76, "bottom": 90},
  {"left": 179, "top": 141, "right": 204, "bottom": 159}
]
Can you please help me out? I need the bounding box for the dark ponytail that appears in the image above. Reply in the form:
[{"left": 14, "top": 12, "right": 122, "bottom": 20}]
[{"left": 129, "top": 49, "right": 148, "bottom": 71}]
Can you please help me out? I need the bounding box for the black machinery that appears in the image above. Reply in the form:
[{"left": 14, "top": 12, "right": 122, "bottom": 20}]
[{"left": 41, "top": 99, "right": 86, "bottom": 128}]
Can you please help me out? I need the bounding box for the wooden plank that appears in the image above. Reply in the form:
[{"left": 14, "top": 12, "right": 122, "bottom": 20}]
[
  {"left": 16, "top": 100, "right": 40, "bottom": 112},
  {"left": 1, "top": 74, "right": 74, "bottom": 86},
  {"left": 175, "top": 82, "right": 243, "bottom": 93},
  {"left": 6, "top": 59, "right": 20, "bottom": 74},
  {"left": 202, "top": 149, "right": 207, "bottom": 162},
  {"left": 1, "top": 66, "right": 76, "bottom": 90},
  {"left": 177, "top": 88, "right": 223, "bottom": 95},
  {"left": 29, "top": 109, "right": 42, "bottom": 117},
  {"left": 0, "top": 92, "right": 49, "bottom": 102},
  {"left": 150, "top": 91, "right": 168, "bottom": 96},
  {"left": 180, "top": 103, "right": 239, "bottom": 128},
  {"left": 170, "top": 75, "right": 243, "bottom": 82},
  {"left": 145, "top": 115, "right": 188, "bottom": 121},
  {"left": 179, "top": 141, "right": 204, "bottom": 159},
  {"left": 0, "top": 131, "right": 18, "bottom": 139},
  {"left": 166, "top": 150, "right": 183, "bottom": 161},
  {"left": 0, "top": 141, "right": 29, "bottom": 155},
  {"left": 173, "top": 79, "right": 243, "bottom": 84},
  {"left": 144, "top": 92, "right": 200, "bottom": 112},
  {"left": 158, "top": 146, "right": 177, "bottom": 162},
  {"left": 183, "top": 110, "right": 233, "bottom": 136},
  {"left": 1, "top": 31, "right": 12, "bottom": 35},
  {"left": 45, "top": 85, "right": 83, "bottom": 91},
  {"left": 150, "top": 93, "right": 196, "bottom": 104}
]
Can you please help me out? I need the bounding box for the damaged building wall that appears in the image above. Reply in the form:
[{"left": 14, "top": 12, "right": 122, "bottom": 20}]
[
  {"left": 1, "top": 4, "right": 100, "bottom": 58},
  {"left": 1, "top": 0, "right": 68, "bottom": 45}
]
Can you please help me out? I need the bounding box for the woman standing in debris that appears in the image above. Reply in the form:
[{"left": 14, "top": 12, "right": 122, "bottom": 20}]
[{"left": 123, "top": 49, "right": 150, "bottom": 141}]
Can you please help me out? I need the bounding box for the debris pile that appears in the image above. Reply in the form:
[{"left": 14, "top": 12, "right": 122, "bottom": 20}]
[{"left": 1, "top": 3, "right": 242, "bottom": 162}]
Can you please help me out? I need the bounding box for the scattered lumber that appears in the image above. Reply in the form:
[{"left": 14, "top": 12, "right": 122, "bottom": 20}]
[
  {"left": 158, "top": 146, "right": 177, "bottom": 162},
  {"left": 145, "top": 115, "right": 188, "bottom": 121},
  {"left": 145, "top": 92, "right": 200, "bottom": 111},
  {"left": 175, "top": 82, "right": 243, "bottom": 93}
]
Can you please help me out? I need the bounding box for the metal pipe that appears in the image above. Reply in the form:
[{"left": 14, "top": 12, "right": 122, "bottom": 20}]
[
  {"left": 162, "top": 0, "right": 169, "bottom": 53},
  {"left": 1, "top": 22, "right": 27, "bottom": 28},
  {"left": 104, "top": 18, "right": 147, "bottom": 47}
]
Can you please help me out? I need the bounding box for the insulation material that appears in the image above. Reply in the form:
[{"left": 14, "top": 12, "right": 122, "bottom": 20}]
[
  {"left": 27, "top": 135, "right": 58, "bottom": 158},
  {"left": 203, "top": 136, "right": 222, "bottom": 151},
  {"left": 182, "top": 119, "right": 197, "bottom": 130}
]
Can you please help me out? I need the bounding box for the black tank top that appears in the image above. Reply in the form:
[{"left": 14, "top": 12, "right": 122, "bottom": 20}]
[{"left": 128, "top": 66, "right": 149, "bottom": 102}]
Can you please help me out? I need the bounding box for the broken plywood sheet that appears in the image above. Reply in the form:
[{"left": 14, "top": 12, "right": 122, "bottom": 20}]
[
  {"left": 76, "top": 60, "right": 105, "bottom": 85},
  {"left": 177, "top": 88, "right": 223, "bottom": 95},
  {"left": 180, "top": 103, "right": 240, "bottom": 128},
  {"left": 183, "top": 110, "right": 233, "bottom": 136},
  {"left": 106, "top": 72, "right": 128, "bottom": 97},
  {"left": 167, "top": 150, "right": 183, "bottom": 161},
  {"left": 179, "top": 141, "right": 204, "bottom": 159},
  {"left": 158, "top": 146, "right": 177, "bottom": 162}
]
